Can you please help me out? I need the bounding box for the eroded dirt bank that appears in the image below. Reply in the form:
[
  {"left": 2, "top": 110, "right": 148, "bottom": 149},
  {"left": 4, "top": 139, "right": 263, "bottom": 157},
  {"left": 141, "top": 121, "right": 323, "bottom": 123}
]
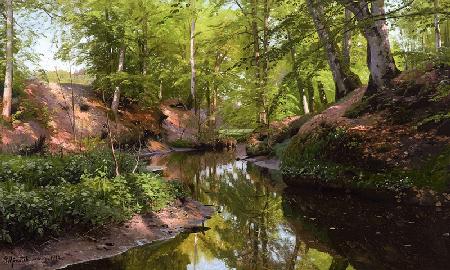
[{"left": 0, "top": 199, "right": 213, "bottom": 270}]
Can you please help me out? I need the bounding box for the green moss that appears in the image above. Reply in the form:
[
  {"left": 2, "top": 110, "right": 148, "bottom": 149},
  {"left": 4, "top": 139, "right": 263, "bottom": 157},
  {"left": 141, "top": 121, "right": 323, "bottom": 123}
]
[
  {"left": 416, "top": 112, "right": 450, "bottom": 130},
  {"left": 407, "top": 148, "right": 450, "bottom": 191}
]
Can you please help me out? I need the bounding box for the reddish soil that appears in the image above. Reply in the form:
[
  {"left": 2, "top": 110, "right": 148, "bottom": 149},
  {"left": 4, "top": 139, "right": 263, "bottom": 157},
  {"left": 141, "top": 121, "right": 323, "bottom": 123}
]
[{"left": 0, "top": 82, "right": 204, "bottom": 153}]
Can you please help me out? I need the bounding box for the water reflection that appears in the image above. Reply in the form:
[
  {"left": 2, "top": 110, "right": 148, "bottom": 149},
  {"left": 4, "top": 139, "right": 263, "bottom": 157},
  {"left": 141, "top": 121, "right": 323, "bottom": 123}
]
[{"left": 66, "top": 151, "right": 450, "bottom": 270}]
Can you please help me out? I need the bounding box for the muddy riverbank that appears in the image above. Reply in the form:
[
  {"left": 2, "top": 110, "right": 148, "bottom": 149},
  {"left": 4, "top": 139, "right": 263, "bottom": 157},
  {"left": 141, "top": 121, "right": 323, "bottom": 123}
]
[{"left": 0, "top": 199, "right": 213, "bottom": 270}]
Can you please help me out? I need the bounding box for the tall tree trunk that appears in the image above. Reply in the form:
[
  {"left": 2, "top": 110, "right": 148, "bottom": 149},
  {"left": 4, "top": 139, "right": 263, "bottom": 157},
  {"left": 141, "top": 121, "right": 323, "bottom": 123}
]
[
  {"left": 2, "top": 0, "right": 13, "bottom": 121},
  {"left": 251, "top": 0, "right": 263, "bottom": 124},
  {"left": 142, "top": 16, "right": 148, "bottom": 75},
  {"left": 434, "top": 0, "right": 442, "bottom": 52},
  {"left": 318, "top": 81, "right": 328, "bottom": 105},
  {"left": 339, "top": 0, "right": 399, "bottom": 93},
  {"left": 307, "top": 0, "right": 361, "bottom": 101},
  {"left": 210, "top": 52, "right": 222, "bottom": 129},
  {"left": 111, "top": 45, "right": 126, "bottom": 115},
  {"left": 159, "top": 79, "right": 163, "bottom": 100},
  {"left": 364, "top": 0, "right": 399, "bottom": 92},
  {"left": 190, "top": 14, "right": 197, "bottom": 114},
  {"left": 303, "top": 92, "right": 310, "bottom": 114},
  {"left": 306, "top": 79, "right": 314, "bottom": 113},
  {"left": 287, "top": 30, "right": 308, "bottom": 115},
  {"left": 259, "top": 0, "right": 270, "bottom": 125},
  {"left": 342, "top": 8, "right": 352, "bottom": 67}
]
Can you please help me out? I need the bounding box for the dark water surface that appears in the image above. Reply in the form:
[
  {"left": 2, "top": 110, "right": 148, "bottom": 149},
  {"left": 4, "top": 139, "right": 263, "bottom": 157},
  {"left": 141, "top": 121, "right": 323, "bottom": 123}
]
[{"left": 66, "top": 151, "right": 450, "bottom": 270}]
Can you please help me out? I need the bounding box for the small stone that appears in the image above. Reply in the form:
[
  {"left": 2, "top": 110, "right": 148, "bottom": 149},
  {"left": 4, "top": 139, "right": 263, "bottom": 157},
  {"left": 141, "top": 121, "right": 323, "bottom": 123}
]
[
  {"left": 329, "top": 227, "right": 336, "bottom": 230},
  {"left": 376, "top": 231, "right": 381, "bottom": 235},
  {"left": 105, "top": 242, "right": 115, "bottom": 247},
  {"left": 443, "top": 233, "right": 450, "bottom": 237},
  {"left": 436, "top": 201, "right": 442, "bottom": 207}
]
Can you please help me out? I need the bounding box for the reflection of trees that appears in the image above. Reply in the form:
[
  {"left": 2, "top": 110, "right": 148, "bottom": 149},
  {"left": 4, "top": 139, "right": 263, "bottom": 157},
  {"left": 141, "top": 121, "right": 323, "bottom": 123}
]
[
  {"left": 148, "top": 152, "right": 365, "bottom": 270},
  {"left": 151, "top": 151, "right": 297, "bottom": 269},
  {"left": 196, "top": 161, "right": 290, "bottom": 269},
  {"left": 67, "top": 235, "right": 191, "bottom": 270}
]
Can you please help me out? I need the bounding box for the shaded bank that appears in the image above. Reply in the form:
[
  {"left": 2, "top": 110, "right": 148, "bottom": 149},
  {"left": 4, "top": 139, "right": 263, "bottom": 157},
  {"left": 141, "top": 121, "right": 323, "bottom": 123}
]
[{"left": 283, "top": 188, "right": 450, "bottom": 270}]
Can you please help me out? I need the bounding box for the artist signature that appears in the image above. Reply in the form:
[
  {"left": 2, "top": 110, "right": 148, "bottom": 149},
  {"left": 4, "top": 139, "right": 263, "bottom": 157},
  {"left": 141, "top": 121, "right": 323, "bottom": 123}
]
[{"left": 2, "top": 255, "right": 61, "bottom": 268}]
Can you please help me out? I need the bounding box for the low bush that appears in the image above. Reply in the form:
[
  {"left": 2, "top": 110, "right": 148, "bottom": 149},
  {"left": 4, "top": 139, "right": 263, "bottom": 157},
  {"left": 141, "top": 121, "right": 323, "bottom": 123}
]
[
  {"left": 0, "top": 172, "right": 183, "bottom": 243},
  {"left": 169, "top": 139, "right": 196, "bottom": 148},
  {"left": 0, "top": 151, "right": 136, "bottom": 187}
]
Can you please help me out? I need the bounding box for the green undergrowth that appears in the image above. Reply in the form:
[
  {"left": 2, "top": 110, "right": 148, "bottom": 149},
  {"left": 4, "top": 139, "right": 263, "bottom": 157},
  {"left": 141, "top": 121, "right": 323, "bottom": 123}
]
[
  {"left": 169, "top": 139, "right": 196, "bottom": 148},
  {"left": 0, "top": 151, "right": 135, "bottom": 187},
  {"left": 0, "top": 152, "right": 186, "bottom": 244},
  {"left": 282, "top": 125, "right": 450, "bottom": 192},
  {"left": 219, "top": 129, "right": 254, "bottom": 142}
]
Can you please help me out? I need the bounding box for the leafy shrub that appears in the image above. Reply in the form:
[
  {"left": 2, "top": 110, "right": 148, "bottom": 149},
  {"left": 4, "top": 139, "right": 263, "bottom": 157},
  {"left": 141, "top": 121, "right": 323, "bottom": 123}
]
[
  {"left": 170, "top": 139, "right": 196, "bottom": 148},
  {"left": 12, "top": 98, "right": 51, "bottom": 128},
  {"left": 0, "top": 172, "right": 184, "bottom": 243},
  {"left": 0, "top": 151, "right": 136, "bottom": 187},
  {"left": 17, "top": 135, "right": 48, "bottom": 155}
]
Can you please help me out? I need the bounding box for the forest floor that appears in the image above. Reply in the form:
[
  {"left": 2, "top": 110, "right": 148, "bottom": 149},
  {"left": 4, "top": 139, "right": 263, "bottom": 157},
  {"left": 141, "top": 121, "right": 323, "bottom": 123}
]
[
  {"left": 0, "top": 199, "right": 213, "bottom": 270},
  {"left": 0, "top": 81, "right": 205, "bottom": 153}
]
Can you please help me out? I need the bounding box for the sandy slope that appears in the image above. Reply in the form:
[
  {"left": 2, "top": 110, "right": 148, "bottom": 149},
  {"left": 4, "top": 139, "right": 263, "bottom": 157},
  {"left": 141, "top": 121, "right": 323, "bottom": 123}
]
[{"left": 1, "top": 81, "right": 129, "bottom": 152}]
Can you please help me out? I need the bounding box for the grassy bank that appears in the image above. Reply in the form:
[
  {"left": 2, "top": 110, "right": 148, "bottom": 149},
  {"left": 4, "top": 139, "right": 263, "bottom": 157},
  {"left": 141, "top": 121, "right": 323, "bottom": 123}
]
[{"left": 0, "top": 152, "right": 185, "bottom": 244}]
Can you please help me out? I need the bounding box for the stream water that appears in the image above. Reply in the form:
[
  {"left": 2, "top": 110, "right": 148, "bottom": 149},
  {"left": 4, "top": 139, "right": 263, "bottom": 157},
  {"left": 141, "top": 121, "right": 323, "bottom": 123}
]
[{"left": 66, "top": 151, "right": 450, "bottom": 270}]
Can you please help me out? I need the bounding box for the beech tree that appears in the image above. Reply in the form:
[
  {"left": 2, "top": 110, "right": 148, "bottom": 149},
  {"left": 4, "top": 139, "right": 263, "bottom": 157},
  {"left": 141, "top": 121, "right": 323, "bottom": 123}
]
[
  {"left": 2, "top": 0, "right": 14, "bottom": 120},
  {"left": 190, "top": 0, "right": 197, "bottom": 113},
  {"left": 111, "top": 45, "right": 126, "bottom": 115},
  {"left": 335, "top": 0, "right": 399, "bottom": 92},
  {"left": 435, "top": 0, "right": 442, "bottom": 51},
  {"left": 306, "top": 0, "right": 361, "bottom": 99}
]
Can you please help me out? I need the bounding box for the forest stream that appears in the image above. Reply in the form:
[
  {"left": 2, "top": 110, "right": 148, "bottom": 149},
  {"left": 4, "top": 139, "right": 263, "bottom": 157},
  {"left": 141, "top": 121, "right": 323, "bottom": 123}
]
[{"left": 64, "top": 151, "right": 450, "bottom": 270}]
